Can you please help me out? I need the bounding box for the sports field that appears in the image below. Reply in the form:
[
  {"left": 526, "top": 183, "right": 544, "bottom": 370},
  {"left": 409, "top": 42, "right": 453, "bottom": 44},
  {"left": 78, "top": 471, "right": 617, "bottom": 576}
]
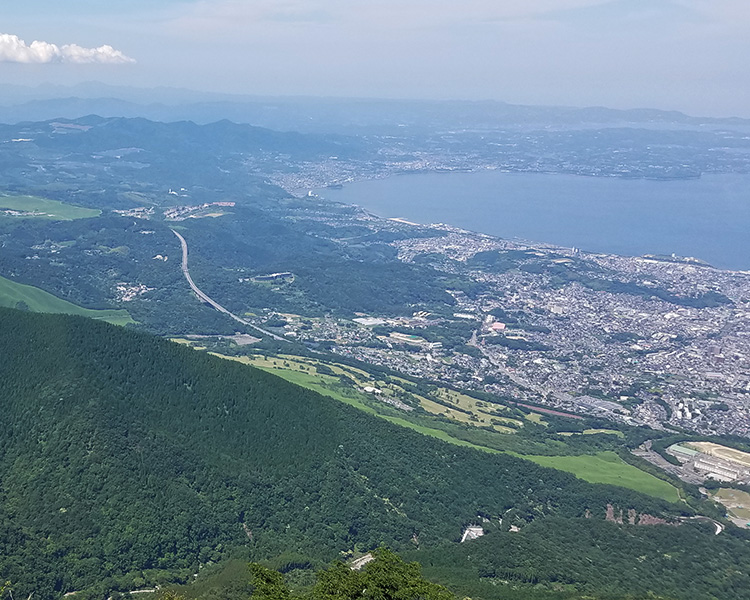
[
  {"left": 687, "top": 442, "right": 750, "bottom": 467},
  {"left": 0, "top": 275, "right": 134, "bottom": 325},
  {"left": 0, "top": 194, "right": 100, "bottom": 220}
]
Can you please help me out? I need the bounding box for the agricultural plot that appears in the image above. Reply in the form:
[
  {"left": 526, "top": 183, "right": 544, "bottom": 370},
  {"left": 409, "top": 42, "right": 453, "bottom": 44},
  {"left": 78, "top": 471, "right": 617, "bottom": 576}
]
[
  {"left": 0, "top": 194, "right": 100, "bottom": 220},
  {"left": 0, "top": 275, "right": 135, "bottom": 325}
]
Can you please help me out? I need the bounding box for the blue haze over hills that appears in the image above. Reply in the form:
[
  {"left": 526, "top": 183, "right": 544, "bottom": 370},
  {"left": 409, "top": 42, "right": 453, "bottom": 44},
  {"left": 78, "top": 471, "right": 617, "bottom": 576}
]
[{"left": 3, "top": 86, "right": 750, "bottom": 270}]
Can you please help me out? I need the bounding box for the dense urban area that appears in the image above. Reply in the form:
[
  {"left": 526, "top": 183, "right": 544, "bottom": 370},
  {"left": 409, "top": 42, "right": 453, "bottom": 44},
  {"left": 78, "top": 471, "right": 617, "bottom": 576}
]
[{"left": 259, "top": 213, "right": 750, "bottom": 438}]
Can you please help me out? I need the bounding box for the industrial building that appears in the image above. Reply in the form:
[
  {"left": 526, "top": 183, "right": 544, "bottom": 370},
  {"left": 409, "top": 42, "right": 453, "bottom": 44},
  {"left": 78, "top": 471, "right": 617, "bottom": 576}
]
[{"left": 668, "top": 444, "right": 750, "bottom": 483}]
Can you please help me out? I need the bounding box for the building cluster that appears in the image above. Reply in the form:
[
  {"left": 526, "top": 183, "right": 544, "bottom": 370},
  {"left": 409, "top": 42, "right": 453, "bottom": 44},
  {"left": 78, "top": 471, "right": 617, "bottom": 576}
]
[
  {"left": 668, "top": 444, "right": 750, "bottom": 484},
  {"left": 163, "top": 202, "right": 235, "bottom": 221},
  {"left": 112, "top": 207, "right": 154, "bottom": 219},
  {"left": 261, "top": 208, "right": 750, "bottom": 437}
]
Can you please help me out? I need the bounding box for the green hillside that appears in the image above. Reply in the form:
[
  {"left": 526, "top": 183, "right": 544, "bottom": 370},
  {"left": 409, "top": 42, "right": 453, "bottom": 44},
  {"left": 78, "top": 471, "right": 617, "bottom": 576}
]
[
  {"left": 234, "top": 356, "right": 679, "bottom": 502},
  {"left": 0, "top": 309, "right": 748, "bottom": 600},
  {"left": 520, "top": 451, "right": 681, "bottom": 502},
  {"left": 0, "top": 194, "right": 101, "bottom": 220},
  {"left": 0, "top": 274, "right": 134, "bottom": 325}
]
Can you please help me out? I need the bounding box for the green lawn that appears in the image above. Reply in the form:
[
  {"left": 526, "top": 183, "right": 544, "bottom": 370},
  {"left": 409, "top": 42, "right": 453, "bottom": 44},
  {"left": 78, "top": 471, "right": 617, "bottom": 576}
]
[
  {"left": 522, "top": 451, "right": 681, "bottom": 502},
  {"left": 583, "top": 428, "right": 625, "bottom": 437},
  {"left": 227, "top": 359, "right": 681, "bottom": 502},
  {"left": 0, "top": 194, "right": 100, "bottom": 220},
  {"left": 0, "top": 275, "right": 135, "bottom": 325}
]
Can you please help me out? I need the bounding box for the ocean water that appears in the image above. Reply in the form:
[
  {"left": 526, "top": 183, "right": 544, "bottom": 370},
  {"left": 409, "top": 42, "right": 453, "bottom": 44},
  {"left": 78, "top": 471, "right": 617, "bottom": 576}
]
[{"left": 314, "top": 171, "right": 750, "bottom": 270}]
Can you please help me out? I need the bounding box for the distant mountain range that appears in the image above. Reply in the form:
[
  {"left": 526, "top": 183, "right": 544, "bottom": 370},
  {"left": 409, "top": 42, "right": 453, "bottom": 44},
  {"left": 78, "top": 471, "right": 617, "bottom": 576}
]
[{"left": 2, "top": 82, "right": 750, "bottom": 134}]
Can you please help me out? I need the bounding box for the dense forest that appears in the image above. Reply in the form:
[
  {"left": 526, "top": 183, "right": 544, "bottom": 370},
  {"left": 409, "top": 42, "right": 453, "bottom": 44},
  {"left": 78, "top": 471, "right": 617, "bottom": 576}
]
[
  {"left": 411, "top": 516, "right": 750, "bottom": 600},
  {"left": 0, "top": 309, "right": 748, "bottom": 600}
]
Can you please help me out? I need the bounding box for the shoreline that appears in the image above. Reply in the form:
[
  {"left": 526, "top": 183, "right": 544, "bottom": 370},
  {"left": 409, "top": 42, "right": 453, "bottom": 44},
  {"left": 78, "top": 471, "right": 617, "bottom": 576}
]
[{"left": 300, "top": 170, "right": 750, "bottom": 271}]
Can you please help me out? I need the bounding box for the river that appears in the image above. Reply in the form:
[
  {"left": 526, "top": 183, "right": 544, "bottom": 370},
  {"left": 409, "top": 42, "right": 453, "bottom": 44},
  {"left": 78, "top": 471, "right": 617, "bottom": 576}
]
[{"left": 313, "top": 171, "right": 750, "bottom": 270}]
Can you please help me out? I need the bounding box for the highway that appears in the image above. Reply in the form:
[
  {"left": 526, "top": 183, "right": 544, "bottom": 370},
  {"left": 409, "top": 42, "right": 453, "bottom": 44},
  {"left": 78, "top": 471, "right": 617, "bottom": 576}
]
[{"left": 171, "top": 229, "right": 286, "bottom": 341}]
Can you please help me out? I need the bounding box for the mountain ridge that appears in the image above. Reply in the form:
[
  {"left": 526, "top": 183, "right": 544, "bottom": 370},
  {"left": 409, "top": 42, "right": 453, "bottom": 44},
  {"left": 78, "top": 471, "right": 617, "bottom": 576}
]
[{"left": 1, "top": 307, "right": 683, "bottom": 599}]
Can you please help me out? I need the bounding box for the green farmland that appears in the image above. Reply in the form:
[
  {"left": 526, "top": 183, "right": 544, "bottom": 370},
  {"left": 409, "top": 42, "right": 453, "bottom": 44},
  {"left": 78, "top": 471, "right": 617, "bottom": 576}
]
[
  {"left": 523, "top": 451, "right": 681, "bottom": 502},
  {"left": 0, "top": 194, "right": 101, "bottom": 220},
  {"left": 0, "top": 275, "right": 135, "bottom": 325}
]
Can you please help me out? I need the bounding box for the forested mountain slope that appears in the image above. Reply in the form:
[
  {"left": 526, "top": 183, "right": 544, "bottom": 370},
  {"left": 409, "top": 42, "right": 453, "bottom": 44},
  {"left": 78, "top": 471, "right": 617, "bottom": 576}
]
[{"left": 0, "top": 309, "right": 747, "bottom": 600}]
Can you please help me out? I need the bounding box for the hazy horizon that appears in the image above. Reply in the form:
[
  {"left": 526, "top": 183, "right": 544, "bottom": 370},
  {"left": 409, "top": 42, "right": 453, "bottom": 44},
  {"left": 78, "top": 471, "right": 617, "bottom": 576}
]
[
  {"left": 2, "top": 1, "right": 750, "bottom": 119},
  {"left": 2, "top": 81, "right": 750, "bottom": 127}
]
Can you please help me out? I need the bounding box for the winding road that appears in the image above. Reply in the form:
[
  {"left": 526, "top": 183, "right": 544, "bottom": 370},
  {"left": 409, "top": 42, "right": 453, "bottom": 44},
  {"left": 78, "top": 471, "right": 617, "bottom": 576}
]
[{"left": 171, "top": 229, "right": 286, "bottom": 341}]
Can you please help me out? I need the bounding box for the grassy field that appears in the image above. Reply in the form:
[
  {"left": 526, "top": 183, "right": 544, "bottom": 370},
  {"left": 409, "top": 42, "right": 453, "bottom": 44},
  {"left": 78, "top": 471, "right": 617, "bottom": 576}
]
[
  {"left": 0, "top": 275, "right": 135, "bottom": 325},
  {"left": 713, "top": 488, "right": 750, "bottom": 522},
  {"left": 234, "top": 353, "right": 524, "bottom": 434},
  {"left": 583, "top": 428, "right": 625, "bottom": 437},
  {"left": 559, "top": 428, "right": 625, "bottom": 438},
  {"left": 171, "top": 338, "right": 208, "bottom": 350},
  {"left": 522, "top": 451, "right": 681, "bottom": 502},
  {"left": 209, "top": 352, "right": 680, "bottom": 502},
  {"left": 0, "top": 194, "right": 100, "bottom": 220},
  {"left": 524, "top": 412, "right": 546, "bottom": 425}
]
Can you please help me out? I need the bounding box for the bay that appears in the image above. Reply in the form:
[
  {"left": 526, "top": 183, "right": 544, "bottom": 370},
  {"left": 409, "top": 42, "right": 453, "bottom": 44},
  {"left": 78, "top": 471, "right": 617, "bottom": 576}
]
[{"left": 313, "top": 171, "right": 750, "bottom": 270}]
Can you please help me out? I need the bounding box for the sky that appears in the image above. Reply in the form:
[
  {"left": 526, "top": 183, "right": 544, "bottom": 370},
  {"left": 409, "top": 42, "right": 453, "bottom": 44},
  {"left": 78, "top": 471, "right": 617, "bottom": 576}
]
[{"left": 2, "top": 0, "right": 750, "bottom": 117}]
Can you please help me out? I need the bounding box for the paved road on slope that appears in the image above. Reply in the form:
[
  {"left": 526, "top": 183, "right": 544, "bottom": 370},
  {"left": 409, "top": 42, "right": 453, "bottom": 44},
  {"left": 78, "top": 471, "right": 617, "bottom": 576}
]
[
  {"left": 171, "top": 229, "right": 286, "bottom": 341},
  {"left": 679, "top": 515, "right": 725, "bottom": 535}
]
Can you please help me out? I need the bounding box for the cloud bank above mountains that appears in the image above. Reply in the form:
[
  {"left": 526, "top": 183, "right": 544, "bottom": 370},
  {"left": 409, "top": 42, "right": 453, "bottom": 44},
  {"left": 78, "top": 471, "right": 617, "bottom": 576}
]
[{"left": 0, "top": 34, "right": 135, "bottom": 64}]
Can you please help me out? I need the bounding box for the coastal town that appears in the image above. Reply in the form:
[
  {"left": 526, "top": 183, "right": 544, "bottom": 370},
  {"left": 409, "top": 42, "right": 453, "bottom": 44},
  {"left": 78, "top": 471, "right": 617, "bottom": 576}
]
[{"left": 243, "top": 209, "right": 750, "bottom": 438}]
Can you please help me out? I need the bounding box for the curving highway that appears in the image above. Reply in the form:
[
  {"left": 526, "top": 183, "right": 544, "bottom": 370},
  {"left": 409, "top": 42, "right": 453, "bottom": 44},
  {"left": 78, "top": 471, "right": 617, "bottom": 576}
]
[{"left": 171, "top": 229, "right": 286, "bottom": 341}]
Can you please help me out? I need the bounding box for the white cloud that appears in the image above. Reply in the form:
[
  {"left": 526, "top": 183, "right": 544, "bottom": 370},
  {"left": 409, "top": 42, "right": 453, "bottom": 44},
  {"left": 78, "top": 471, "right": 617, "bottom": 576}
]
[{"left": 0, "top": 33, "right": 135, "bottom": 64}]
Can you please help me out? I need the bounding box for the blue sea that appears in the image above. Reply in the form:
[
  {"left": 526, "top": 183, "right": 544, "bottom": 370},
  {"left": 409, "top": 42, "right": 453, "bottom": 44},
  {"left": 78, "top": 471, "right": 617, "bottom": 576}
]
[{"left": 314, "top": 171, "right": 750, "bottom": 270}]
